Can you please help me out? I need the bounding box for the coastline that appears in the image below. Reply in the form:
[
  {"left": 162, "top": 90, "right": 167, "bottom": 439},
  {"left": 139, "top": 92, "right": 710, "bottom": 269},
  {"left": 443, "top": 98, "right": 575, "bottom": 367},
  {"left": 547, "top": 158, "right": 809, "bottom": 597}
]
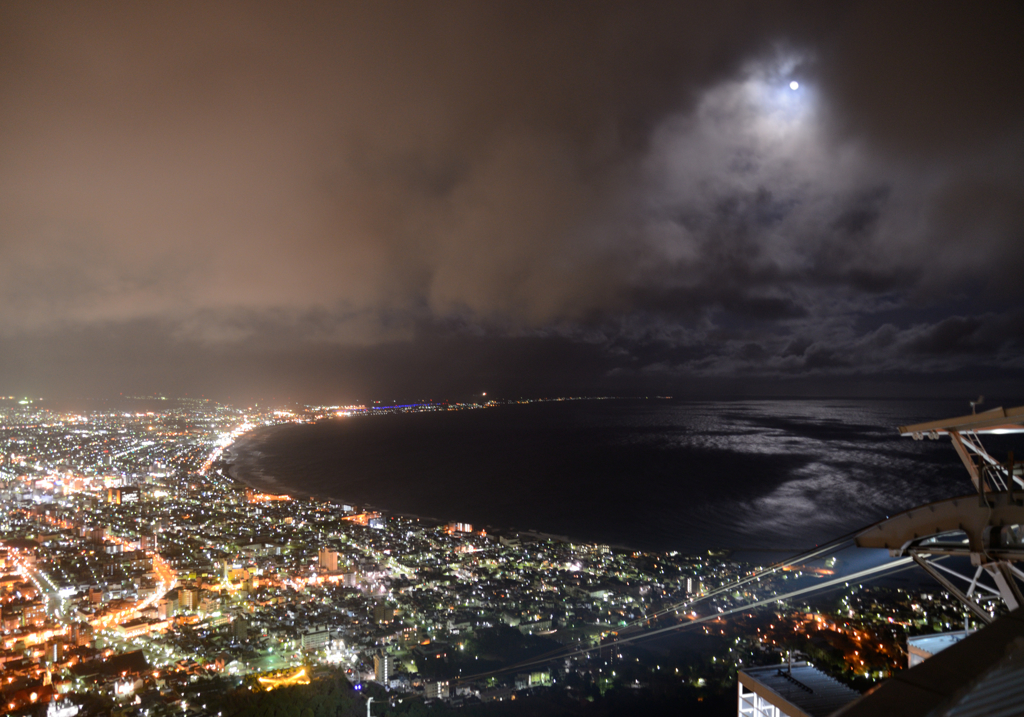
[
  {"left": 212, "top": 398, "right": 969, "bottom": 559},
  {"left": 221, "top": 429, "right": 311, "bottom": 498},
  {"left": 222, "top": 428, "right": 467, "bottom": 531},
  {"left": 221, "top": 424, "right": 641, "bottom": 552},
  {"left": 220, "top": 448, "right": 788, "bottom": 566}
]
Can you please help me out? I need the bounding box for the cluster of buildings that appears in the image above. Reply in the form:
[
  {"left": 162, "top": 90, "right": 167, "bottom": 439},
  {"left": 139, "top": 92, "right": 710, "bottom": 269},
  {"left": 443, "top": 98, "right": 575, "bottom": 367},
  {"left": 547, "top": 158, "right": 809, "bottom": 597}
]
[{"left": 0, "top": 397, "right": 982, "bottom": 716}]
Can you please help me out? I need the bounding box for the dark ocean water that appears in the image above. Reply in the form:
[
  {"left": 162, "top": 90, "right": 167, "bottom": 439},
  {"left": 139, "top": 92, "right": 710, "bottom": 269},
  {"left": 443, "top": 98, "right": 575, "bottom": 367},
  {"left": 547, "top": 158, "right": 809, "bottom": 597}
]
[{"left": 226, "top": 398, "right": 1007, "bottom": 553}]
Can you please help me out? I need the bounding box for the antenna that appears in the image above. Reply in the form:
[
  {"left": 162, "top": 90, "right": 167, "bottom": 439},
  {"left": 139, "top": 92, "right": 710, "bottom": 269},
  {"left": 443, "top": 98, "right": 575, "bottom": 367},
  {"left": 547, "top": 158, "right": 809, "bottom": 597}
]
[{"left": 970, "top": 395, "right": 985, "bottom": 414}]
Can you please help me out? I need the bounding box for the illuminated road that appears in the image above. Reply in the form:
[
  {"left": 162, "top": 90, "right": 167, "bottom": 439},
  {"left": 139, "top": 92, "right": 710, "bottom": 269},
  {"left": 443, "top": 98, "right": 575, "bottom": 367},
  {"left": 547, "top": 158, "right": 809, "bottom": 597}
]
[
  {"left": 16, "top": 510, "right": 178, "bottom": 631},
  {"left": 345, "top": 538, "right": 417, "bottom": 579},
  {"left": 2, "top": 548, "right": 71, "bottom": 649}
]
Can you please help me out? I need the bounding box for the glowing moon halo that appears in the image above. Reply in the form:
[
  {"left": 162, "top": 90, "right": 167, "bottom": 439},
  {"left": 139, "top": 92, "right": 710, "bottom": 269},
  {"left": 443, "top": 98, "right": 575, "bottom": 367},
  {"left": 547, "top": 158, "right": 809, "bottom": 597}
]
[{"left": 789, "top": 81, "right": 799, "bottom": 90}]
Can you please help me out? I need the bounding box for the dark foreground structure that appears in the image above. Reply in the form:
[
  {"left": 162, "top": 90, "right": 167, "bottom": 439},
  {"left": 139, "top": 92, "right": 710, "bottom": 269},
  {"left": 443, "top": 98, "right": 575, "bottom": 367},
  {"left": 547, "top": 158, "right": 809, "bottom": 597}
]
[
  {"left": 837, "top": 604, "right": 1024, "bottom": 717},
  {"left": 738, "top": 405, "right": 1024, "bottom": 717},
  {"left": 738, "top": 661, "right": 860, "bottom": 716}
]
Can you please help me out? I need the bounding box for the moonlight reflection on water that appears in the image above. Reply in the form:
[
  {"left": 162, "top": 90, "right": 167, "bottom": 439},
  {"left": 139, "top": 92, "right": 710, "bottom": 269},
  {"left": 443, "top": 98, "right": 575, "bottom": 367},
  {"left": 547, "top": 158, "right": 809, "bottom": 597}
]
[{"left": 228, "top": 399, "right": 989, "bottom": 553}]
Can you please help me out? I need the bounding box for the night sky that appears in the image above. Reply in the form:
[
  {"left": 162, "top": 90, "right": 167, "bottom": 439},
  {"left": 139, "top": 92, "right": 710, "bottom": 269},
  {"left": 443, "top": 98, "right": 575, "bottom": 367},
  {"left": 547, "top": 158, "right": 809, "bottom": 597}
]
[{"left": 1, "top": 2, "right": 1022, "bottom": 404}]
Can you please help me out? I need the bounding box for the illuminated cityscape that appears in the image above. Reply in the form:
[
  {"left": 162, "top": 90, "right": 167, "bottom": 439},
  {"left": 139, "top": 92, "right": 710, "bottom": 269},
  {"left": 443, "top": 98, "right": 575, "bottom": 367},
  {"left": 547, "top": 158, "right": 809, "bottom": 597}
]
[
  {"left": 0, "top": 397, "right": 1006, "bottom": 716},
  {"left": 1, "top": 0, "right": 1022, "bottom": 714}
]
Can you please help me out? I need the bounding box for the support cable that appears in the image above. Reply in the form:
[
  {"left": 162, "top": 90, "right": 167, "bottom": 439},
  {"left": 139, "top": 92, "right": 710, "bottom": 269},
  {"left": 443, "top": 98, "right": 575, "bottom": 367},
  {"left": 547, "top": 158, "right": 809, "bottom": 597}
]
[{"left": 456, "top": 556, "right": 914, "bottom": 683}]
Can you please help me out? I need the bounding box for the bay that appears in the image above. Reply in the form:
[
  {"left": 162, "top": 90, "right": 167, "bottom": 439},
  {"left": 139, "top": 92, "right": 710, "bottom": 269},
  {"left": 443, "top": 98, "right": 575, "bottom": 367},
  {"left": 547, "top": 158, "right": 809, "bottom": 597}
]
[{"left": 226, "top": 398, "right": 1002, "bottom": 553}]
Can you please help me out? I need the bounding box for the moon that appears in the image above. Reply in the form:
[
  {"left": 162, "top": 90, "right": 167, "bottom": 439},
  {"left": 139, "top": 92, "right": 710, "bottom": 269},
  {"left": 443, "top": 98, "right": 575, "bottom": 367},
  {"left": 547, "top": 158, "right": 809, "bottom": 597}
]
[{"left": 789, "top": 81, "right": 799, "bottom": 90}]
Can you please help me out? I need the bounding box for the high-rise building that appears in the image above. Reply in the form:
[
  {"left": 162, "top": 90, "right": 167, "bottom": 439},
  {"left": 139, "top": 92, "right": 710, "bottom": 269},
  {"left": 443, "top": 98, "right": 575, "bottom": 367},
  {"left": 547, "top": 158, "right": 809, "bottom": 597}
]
[
  {"left": 231, "top": 615, "right": 249, "bottom": 641},
  {"left": 425, "top": 680, "right": 449, "bottom": 700},
  {"left": 159, "top": 590, "right": 180, "bottom": 618},
  {"left": 301, "top": 629, "right": 331, "bottom": 651},
  {"left": 106, "top": 487, "right": 139, "bottom": 504},
  {"left": 72, "top": 622, "right": 94, "bottom": 647},
  {"left": 318, "top": 548, "right": 339, "bottom": 572},
  {"left": 374, "top": 652, "right": 393, "bottom": 683},
  {"left": 47, "top": 640, "right": 66, "bottom": 663},
  {"left": 374, "top": 603, "right": 395, "bottom": 625},
  {"left": 199, "top": 592, "right": 219, "bottom": 613},
  {"left": 179, "top": 586, "right": 200, "bottom": 610}
]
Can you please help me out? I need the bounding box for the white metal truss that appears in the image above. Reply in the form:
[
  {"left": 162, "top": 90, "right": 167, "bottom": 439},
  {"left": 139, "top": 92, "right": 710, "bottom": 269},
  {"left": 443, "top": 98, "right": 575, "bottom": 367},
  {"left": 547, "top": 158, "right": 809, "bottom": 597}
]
[
  {"left": 909, "top": 555, "right": 1024, "bottom": 625},
  {"left": 903, "top": 405, "right": 1024, "bottom": 493},
  {"left": 856, "top": 405, "right": 1024, "bottom": 618}
]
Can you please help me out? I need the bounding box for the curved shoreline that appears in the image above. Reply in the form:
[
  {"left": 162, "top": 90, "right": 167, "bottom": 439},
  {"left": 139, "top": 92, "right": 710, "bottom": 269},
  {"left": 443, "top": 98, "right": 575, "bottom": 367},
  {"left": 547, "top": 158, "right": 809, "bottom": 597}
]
[
  {"left": 221, "top": 426, "right": 631, "bottom": 547},
  {"left": 219, "top": 423, "right": 789, "bottom": 556},
  {"left": 221, "top": 437, "right": 820, "bottom": 559},
  {"left": 222, "top": 430, "right": 308, "bottom": 496},
  {"left": 212, "top": 398, "right": 955, "bottom": 557},
  {"left": 223, "top": 428, "right": 459, "bottom": 528}
]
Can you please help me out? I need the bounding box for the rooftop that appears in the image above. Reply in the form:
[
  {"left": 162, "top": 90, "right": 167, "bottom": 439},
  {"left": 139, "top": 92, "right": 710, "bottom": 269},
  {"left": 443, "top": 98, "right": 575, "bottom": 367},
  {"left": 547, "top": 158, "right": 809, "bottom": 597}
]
[
  {"left": 835, "top": 606, "right": 1024, "bottom": 717},
  {"left": 738, "top": 662, "right": 861, "bottom": 717},
  {"left": 907, "top": 630, "right": 972, "bottom": 658}
]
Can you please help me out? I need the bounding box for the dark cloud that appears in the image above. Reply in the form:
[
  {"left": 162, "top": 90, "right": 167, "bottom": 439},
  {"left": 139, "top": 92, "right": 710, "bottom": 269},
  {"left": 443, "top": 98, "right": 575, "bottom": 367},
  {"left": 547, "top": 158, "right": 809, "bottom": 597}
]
[
  {"left": 814, "top": 2, "right": 1024, "bottom": 157},
  {"left": 903, "top": 313, "right": 1024, "bottom": 357},
  {"left": 0, "top": 1, "right": 1021, "bottom": 401}
]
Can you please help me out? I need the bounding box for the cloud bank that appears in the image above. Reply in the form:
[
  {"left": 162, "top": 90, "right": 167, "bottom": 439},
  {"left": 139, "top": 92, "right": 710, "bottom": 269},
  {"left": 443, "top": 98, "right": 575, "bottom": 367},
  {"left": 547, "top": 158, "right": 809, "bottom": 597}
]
[{"left": 0, "top": 1, "right": 1021, "bottom": 401}]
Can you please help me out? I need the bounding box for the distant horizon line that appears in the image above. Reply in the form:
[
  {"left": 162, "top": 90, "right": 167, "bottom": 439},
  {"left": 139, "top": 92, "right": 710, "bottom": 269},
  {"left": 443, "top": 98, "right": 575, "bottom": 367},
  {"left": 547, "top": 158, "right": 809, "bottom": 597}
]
[{"left": 1, "top": 392, "right": 1006, "bottom": 411}]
